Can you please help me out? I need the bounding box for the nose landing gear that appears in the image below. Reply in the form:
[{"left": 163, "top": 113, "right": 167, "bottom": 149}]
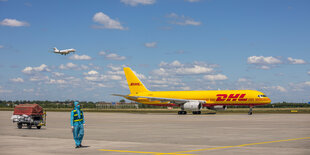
[{"left": 248, "top": 106, "right": 253, "bottom": 115}]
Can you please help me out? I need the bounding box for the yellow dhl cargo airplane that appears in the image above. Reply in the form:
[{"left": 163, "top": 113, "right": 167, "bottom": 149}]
[{"left": 113, "top": 67, "right": 271, "bottom": 115}]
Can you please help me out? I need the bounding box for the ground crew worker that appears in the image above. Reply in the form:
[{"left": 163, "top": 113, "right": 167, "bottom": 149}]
[{"left": 71, "top": 101, "right": 85, "bottom": 148}]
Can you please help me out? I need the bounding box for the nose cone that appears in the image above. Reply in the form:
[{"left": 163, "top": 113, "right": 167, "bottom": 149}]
[{"left": 266, "top": 97, "right": 272, "bottom": 104}]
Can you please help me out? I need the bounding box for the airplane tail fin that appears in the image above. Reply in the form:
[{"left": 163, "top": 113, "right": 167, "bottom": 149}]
[
  {"left": 124, "top": 67, "right": 149, "bottom": 94},
  {"left": 53, "top": 47, "right": 58, "bottom": 51}
]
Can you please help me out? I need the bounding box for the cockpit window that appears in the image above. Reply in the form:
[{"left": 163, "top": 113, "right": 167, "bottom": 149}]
[{"left": 258, "top": 95, "right": 267, "bottom": 98}]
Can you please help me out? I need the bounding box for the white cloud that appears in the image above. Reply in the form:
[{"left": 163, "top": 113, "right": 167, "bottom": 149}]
[
  {"left": 29, "top": 75, "right": 49, "bottom": 82},
  {"left": 52, "top": 72, "right": 64, "bottom": 77},
  {"left": 166, "top": 13, "right": 201, "bottom": 26},
  {"left": 247, "top": 56, "right": 282, "bottom": 69},
  {"left": 247, "top": 56, "right": 282, "bottom": 65},
  {"left": 237, "top": 78, "right": 249, "bottom": 82},
  {"left": 265, "top": 86, "right": 287, "bottom": 92},
  {"left": 304, "top": 81, "right": 310, "bottom": 86},
  {"left": 144, "top": 42, "right": 157, "bottom": 48},
  {"left": 69, "top": 54, "right": 91, "bottom": 60},
  {"left": 185, "top": 0, "right": 200, "bottom": 2},
  {"left": 59, "top": 62, "right": 77, "bottom": 70},
  {"left": 48, "top": 79, "right": 66, "bottom": 84},
  {"left": 108, "top": 64, "right": 122, "bottom": 71},
  {"left": 274, "top": 86, "right": 287, "bottom": 92},
  {"left": 159, "top": 60, "right": 182, "bottom": 67},
  {"left": 259, "top": 65, "right": 271, "bottom": 70},
  {"left": 180, "top": 65, "right": 213, "bottom": 74},
  {"left": 98, "top": 51, "right": 106, "bottom": 55},
  {"left": 23, "top": 89, "right": 34, "bottom": 93},
  {"left": 85, "top": 70, "right": 99, "bottom": 75},
  {"left": 287, "top": 57, "right": 306, "bottom": 64},
  {"left": 84, "top": 67, "right": 123, "bottom": 82},
  {"left": 10, "top": 77, "right": 24, "bottom": 83},
  {"left": 148, "top": 77, "right": 185, "bottom": 88},
  {"left": 180, "top": 86, "right": 191, "bottom": 90},
  {"left": 92, "top": 12, "right": 126, "bottom": 30},
  {"left": 0, "top": 18, "right": 29, "bottom": 27},
  {"left": 85, "top": 76, "right": 101, "bottom": 82},
  {"left": 105, "top": 53, "right": 126, "bottom": 61},
  {"left": 121, "top": 0, "right": 156, "bottom": 6},
  {"left": 99, "top": 51, "right": 126, "bottom": 61},
  {"left": 81, "top": 64, "right": 89, "bottom": 70},
  {"left": 289, "top": 81, "right": 310, "bottom": 92},
  {"left": 97, "top": 83, "right": 106, "bottom": 87},
  {"left": 59, "top": 63, "right": 89, "bottom": 70},
  {"left": 109, "top": 75, "right": 122, "bottom": 80},
  {"left": 0, "top": 86, "right": 12, "bottom": 93},
  {"left": 204, "top": 74, "right": 228, "bottom": 81},
  {"left": 22, "top": 64, "right": 50, "bottom": 74},
  {"left": 308, "top": 71, "right": 310, "bottom": 75},
  {"left": 107, "top": 65, "right": 125, "bottom": 75},
  {"left": 154, "top": 61, "right": 215, "bottom": 76}
]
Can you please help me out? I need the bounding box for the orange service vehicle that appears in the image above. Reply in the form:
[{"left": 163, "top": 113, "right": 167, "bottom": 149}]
[{"left": 114, "top": 67, "right": 271, "bottom": 115}]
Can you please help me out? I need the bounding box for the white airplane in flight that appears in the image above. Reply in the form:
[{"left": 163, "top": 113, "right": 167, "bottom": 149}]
[{"left": 51, "top": 47, "right": 76, "bottom": 55}]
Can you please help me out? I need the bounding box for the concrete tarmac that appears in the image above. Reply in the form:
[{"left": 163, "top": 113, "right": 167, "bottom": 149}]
[{"left": 0, "top": 111, "right": 309, "bottom": 155}]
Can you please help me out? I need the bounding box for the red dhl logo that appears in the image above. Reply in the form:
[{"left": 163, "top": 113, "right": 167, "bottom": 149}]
[
  {"left": 216, "top": 94, "right": 248, "bottom": 102},
  {"left": 130, "top": 83, "right": 140, "bottom": 86}
]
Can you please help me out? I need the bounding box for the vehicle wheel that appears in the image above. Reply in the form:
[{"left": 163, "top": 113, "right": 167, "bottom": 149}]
[
  {"left": 27, "top": 124, "right": 32, "bottom": 129},
  {"left": 178, "top": 111, "right": 187, "bottom": 115},
  {"left": 17, "top": 123, "right": 22, "bottom": 129},
  {"left": 36, "top": 126, "right": 41, "bottom": 129}
]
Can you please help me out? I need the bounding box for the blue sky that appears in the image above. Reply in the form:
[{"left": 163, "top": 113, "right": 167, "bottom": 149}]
[{"left": 0, "top": 0, "right": 309, "bottom": 102}]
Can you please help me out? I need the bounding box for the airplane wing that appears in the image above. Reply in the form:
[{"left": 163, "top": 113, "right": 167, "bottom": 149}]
[{"left": 112, "top": 94, "right": 205, "bottom": 104}]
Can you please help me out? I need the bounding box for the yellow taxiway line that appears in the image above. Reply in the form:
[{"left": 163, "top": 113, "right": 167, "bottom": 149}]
[
  {"left": 98, "top": 149, "right": 195, "bottom": 155},
  {"left": 98, "top": 137, "right": 310, "bottom": 155},
  {"left": 172, "top": 137, "right": 310, "bottom": 154}
]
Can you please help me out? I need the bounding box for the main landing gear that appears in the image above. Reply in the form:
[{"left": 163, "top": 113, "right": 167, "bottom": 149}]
[
  {"left": 192, "top": 111, "right": 201, "bottom": 115},
  {"left": 178, "top": 106, "right": 186, "bottom": 115},
  {"left": 178, "top": 111, "right": 187, "bottom": 115},
  {"left": 248, "top": 106, "right": 253, "bottom": 115},
  {"left": 177, "top": 105, "right": 202, "bottom": 115}
]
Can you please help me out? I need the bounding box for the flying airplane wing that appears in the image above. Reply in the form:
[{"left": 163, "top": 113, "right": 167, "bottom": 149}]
[{"left": 112, "top": 94, "right": 205, "bottom": 104}]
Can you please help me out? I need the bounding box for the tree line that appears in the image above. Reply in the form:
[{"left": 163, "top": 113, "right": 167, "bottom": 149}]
[{"left": 0, "top": 100, "right": 309, "bottom": 109}]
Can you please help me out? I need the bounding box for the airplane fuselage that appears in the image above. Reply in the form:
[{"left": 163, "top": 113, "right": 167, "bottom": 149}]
[{"left": 126, "top": 90, "right": 270, "bottom": 107}]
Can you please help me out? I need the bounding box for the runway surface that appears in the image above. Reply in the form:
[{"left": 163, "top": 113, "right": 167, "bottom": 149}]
[{"left": 0, "top": 111, "right": 309, "bottom": 155}]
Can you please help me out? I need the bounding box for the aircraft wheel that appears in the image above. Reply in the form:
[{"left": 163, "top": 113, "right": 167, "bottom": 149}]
[
  {"left": 27, "top": 123, "right": 32, "bottom": 129},
  {"left": 17, "top": 123, "right": 22, "bottom": 129},
  {"left": 178, "top": 111, "right": 187, "bottom": 115},
  {"left": 192, "top": 111, "right": 201, "bottom": 115}
]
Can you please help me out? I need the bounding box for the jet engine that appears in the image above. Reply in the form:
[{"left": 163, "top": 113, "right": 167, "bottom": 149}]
[
  {"left": 208, "top": 105, "right": 227, "bottom": 111},
  {"left": 183, "top": 101, "right": 202, "bottom": 111}
]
